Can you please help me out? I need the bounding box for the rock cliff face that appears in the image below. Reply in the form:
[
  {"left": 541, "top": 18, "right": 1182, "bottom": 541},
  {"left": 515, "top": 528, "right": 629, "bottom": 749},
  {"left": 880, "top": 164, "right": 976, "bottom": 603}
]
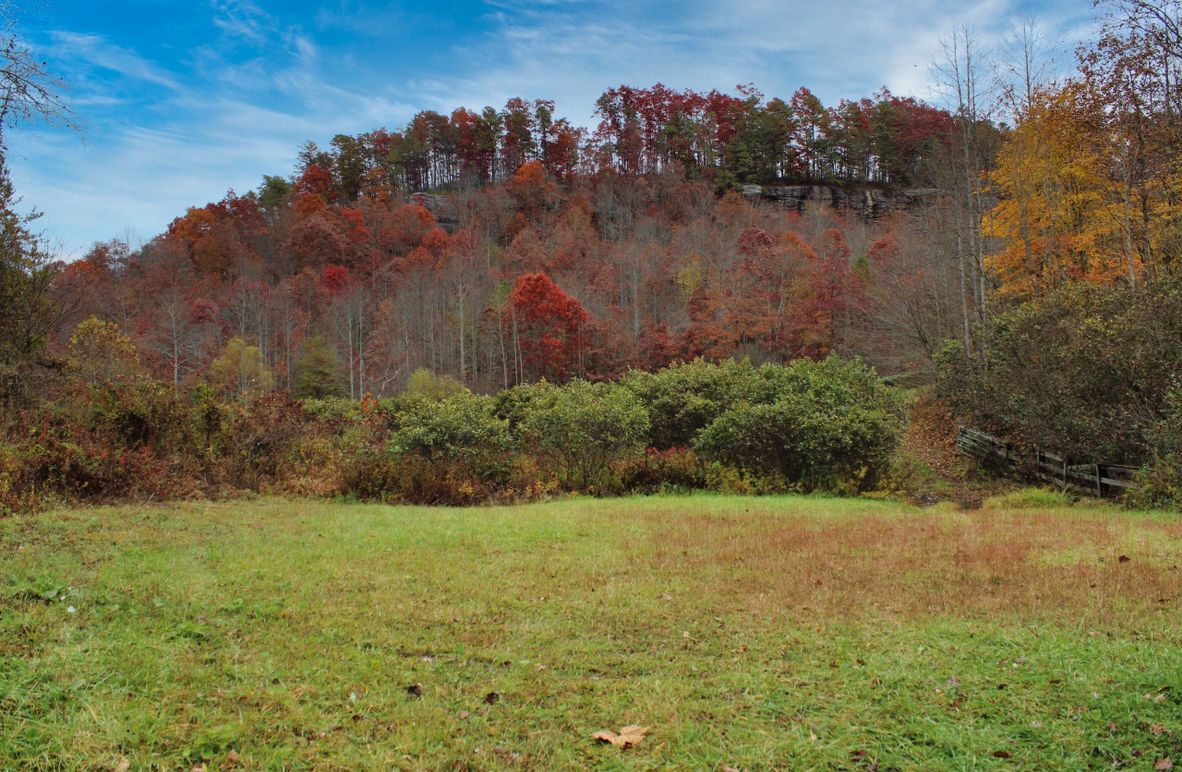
[
  {"left": 740, "top": 184, "right": 941, "bottom": 217},
  {"left": 409, "top": 191, "right": 459, "bottom": 228}
]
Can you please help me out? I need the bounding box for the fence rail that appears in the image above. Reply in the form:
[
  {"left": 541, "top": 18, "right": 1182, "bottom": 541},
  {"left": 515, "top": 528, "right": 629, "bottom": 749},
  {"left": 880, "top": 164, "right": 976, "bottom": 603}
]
[{"left": 956, "top": 426, "right": 1139, "bottom": 497}]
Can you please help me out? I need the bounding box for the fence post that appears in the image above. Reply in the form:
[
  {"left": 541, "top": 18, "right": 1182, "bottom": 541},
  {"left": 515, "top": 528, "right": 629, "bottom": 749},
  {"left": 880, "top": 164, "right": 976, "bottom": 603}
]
[{"left": 1095, "top": 463, "right": 1103, "bottom": 498}]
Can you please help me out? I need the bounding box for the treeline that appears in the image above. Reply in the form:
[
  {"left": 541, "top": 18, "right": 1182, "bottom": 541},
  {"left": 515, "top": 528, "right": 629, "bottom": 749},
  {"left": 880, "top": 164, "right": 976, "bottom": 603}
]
[
  {"left": 302, "top": 83, "right": 958, "bottom": 197},
  {"left": 0, "top": 75, "right": 995, "bottom": 407}
]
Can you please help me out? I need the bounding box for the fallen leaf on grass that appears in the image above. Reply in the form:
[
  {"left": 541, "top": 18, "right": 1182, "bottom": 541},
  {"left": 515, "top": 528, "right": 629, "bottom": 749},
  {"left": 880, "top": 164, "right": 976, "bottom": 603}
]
[
  {"left": 991, "top": 750, "right": 1013, "bottom": 759},
  {"left": 593, "top": 725, "right": 649, "bottom": 749},
  {"left": 1155, "top": 758, "right": 1173, "bottom": 771},
  {"left": 1118, "top": 555, "right": 1131, "bottom": 563},
  {"left": 483, "top": 691, "right": 500, "bottom": 705},
  {"left": 113, "top": 760, "right": 130, "bottom": 772},
  {"left": 405, "top": 683, "right": 423, "bottom": 698}
]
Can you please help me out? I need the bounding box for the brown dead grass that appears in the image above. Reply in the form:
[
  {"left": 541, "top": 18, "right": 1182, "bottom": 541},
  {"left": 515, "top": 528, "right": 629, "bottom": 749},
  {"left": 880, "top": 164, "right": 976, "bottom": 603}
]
[{"left": 646, "top": 507, "right": 1182, "bottom": 629}]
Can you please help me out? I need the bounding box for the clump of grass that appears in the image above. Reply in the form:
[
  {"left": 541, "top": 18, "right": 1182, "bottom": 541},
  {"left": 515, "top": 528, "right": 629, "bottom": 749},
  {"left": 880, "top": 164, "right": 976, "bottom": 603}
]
[{"left": 984, "top": 486, "right": 1074, "bottom": 509}]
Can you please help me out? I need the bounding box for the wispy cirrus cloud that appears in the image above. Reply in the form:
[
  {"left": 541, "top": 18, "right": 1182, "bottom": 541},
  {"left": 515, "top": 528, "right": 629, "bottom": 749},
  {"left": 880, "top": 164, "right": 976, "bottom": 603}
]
[
  {"left": 48, "top": 31, "right": 180, "bottom": 90},
  {"left": 209, "top": 0, "right": 273, "bottom": 43}
]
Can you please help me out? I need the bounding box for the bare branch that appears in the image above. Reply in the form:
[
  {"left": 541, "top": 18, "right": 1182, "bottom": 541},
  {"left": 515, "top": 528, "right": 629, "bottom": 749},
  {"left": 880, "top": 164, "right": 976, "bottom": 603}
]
[{"left": 0, "top": 10, "right": 76, "bottom": 143}]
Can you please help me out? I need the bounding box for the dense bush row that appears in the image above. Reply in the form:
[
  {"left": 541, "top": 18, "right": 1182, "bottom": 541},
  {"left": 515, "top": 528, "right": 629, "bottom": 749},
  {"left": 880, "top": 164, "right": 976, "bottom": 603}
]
[
  {"left": 0, "top": 319, "right": 905, "bottom": 512},
  {"left": 935, "top": 273, "right": 1182, "bottom": 507}
]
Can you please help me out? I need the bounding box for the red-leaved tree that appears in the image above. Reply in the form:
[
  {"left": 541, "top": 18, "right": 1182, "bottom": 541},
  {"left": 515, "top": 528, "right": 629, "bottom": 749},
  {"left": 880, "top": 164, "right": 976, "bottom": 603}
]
[{"left": 509, "top": 272, "right": 588, "bottom": 381}]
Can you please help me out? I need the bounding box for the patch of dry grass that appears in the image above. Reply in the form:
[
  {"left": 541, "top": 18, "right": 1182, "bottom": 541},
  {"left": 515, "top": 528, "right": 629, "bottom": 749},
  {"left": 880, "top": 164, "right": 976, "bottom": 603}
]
[{"left": 647, "top": 506, "right": 1182, "bottom": 627}]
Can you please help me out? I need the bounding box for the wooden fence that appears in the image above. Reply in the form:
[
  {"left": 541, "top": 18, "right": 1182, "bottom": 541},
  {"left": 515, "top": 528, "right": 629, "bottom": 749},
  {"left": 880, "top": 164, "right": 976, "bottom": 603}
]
[{"left": 956, "top": 426, "right": 1140, "bottom": 498}]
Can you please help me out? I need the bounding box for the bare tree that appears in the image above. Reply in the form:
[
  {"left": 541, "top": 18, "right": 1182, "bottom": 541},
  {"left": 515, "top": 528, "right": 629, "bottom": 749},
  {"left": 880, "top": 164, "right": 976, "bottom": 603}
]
[
  {"left": 998, "top": 16, "right": 1059, "bottom": 118},
  {"left": 933, "top": 27, "right": 998, "bottom": 347},
  {"left": 0, "top": 5, "right": 75, "bottom": 143}
]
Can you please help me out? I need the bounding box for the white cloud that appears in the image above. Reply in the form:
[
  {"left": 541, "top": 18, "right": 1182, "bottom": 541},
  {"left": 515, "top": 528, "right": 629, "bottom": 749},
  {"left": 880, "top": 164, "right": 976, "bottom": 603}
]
[
  {"left": 209, "top": 0, "right": 272, "bottom": 43},
  {"left": 48, "top": 31, "right": 180, "bottom": 90},
  {"left": 431, "top": 0, "right": 1092, "bottom": 116}
]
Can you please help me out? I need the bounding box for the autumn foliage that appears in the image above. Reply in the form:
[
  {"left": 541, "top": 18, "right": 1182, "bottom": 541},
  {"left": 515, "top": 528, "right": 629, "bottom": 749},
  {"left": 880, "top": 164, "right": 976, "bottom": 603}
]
[{"left": 509, "top": 272, "right": 587, "bottom": 380}]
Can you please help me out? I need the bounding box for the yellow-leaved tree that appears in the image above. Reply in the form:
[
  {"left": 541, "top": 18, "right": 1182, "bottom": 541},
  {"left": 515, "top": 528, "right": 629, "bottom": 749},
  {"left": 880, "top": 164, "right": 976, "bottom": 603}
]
[
  {"left": 208, "top": 337, "right": 274, "bottom": 398},
  {"left": 986, "top": 82, "right": 1128, "bottom": 297}
]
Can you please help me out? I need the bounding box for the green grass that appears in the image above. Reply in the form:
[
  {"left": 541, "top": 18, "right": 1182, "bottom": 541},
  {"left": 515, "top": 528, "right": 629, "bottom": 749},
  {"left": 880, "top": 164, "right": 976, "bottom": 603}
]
[
  {"left": 984, "top": 487, "right": 1077, "bottom": 510},
  {"left": 2, "top": 495, "right": 1181, "bottom": 769}
]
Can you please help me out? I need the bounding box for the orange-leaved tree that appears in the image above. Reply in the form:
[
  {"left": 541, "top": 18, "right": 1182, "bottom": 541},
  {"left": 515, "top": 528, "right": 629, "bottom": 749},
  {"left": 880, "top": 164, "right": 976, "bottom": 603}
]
[{"left": 986, "top": 82, "right": 1124, "bottom": 297}]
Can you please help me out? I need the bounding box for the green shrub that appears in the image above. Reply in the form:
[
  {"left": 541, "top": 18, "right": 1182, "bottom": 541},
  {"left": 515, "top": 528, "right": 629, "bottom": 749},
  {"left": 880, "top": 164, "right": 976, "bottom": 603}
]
[
  {"left": 492, "top": 380, "right": 557, "bottom": 436},
  {"left": 1128, "top": 390, "right": 1182, "bottom": 509},
  {"left": 389, "top": 393, "right": 513, "bottom": 473},
  {"left": 376, "top": 393, "right": 515, "bottom": 503},
  {"left": 519, "top": 380, "right": 650, "bottom": 492},
  {"left": 2, "top": 348, "right": 907, "bottom": 509},
  {"left": 694, "top": 357, "right": 904, "bottom": 492},
  {"left": 622, "top": 358, "right": 764, "bottom": 448},
  {"left": 402, "top": 368, "right": 467, "bottom": 402},
  {"left": 1129, "top": 459, "right": 1182, "bottom": 510},
  {"left": 936, "top": 275, "right": 1182, "bottom": 463}
]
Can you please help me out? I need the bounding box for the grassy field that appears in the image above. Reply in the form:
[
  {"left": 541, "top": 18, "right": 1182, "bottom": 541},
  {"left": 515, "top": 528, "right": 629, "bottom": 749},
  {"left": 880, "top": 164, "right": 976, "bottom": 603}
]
[{"left": 2, "top": 494, "right": 1181, "bottom": 770}]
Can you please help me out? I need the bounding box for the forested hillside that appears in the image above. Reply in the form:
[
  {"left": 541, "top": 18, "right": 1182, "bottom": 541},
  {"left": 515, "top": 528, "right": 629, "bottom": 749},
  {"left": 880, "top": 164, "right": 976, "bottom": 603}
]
[{"left": 40, "top": 82, "right": 986, "bottom": 399}]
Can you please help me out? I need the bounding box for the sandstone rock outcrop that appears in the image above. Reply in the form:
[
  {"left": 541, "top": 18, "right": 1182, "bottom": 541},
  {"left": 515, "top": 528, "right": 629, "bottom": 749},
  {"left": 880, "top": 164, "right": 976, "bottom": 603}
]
[{"left": 740, "top": 184, "right": 941, "bottom": 217}]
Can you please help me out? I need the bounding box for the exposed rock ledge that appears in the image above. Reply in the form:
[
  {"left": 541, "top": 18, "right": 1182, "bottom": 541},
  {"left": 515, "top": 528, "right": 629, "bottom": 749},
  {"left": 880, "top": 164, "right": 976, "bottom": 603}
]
[
  {"left": 740, "top": 184, "right": 941, "bottom": 216},
  {"left": 409, "top": 191, "right": 459, "bottom": 227}
]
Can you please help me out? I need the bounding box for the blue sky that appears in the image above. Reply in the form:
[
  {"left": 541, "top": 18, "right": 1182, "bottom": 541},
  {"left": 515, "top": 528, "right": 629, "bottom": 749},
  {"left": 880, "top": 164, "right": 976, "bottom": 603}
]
[{"left": 8, "top": 0, "right": 1096, "bottom": 258}]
